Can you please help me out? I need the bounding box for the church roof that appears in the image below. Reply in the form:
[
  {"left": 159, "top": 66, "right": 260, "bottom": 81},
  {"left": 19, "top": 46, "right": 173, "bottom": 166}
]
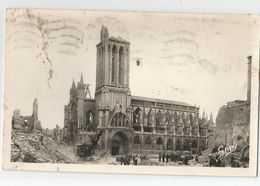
[{"left": 131, "top": 95, "right": 194, "bottom": 107}]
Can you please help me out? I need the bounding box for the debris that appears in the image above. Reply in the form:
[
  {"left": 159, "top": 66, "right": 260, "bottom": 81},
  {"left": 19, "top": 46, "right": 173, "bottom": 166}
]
[{"left": 11, "top": 131, "right": 73, "bottom": 163}]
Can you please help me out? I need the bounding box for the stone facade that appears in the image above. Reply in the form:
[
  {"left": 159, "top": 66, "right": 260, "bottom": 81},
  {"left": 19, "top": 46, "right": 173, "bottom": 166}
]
[
  {"left": 63, "top": 75, "right": 96, "bottom": 145},
  {"left": 214, "top": 56, "right": 251, "bottom": 148},
  {"left": 12, "top": 98, "right": 42, "bottom": 133},
  {"left": 64, "top": 26, "right": 215, "bottom": 155}
]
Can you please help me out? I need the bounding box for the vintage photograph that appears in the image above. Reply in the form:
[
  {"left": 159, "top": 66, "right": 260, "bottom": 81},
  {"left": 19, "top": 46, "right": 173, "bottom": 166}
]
[{"left": 2, "top": 9, "right": 259, "bottom": 176}]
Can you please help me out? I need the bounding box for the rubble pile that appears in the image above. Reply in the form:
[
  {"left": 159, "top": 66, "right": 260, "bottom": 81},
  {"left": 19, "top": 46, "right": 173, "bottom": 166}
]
[
  {"left": 11, "top": 132, "right": 72, "bottom": 163},
  {"left": 199, "top": 149, "right": 212, "bottom": 165}
]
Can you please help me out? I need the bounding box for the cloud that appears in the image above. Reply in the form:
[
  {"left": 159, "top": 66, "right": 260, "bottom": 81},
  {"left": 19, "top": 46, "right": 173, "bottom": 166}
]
[{"left": 198, "top": 59, "right": 218, "bottom": 74}]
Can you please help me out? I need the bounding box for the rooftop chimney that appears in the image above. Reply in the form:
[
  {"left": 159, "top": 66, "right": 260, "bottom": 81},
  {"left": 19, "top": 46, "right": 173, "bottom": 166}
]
[{"left": 247, "top": 56, "right": 252, "bottom": 103}]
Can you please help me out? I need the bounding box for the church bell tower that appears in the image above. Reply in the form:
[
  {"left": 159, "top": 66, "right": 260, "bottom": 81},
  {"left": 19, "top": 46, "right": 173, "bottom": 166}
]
[
  {"left": 95, "top": 26, "right": 132, "bottom": 154},
  {"left": 95, "top": 25, "right": 131, "bottom": 119}
]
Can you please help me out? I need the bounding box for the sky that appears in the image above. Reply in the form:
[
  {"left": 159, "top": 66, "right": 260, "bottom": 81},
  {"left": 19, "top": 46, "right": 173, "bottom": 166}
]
[{"left": 4, "top": 9, "right": 260, "bottom": 129}]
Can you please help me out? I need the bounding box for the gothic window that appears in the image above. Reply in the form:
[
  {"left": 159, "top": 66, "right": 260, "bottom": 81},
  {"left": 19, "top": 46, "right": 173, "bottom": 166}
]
[
  {"left": 98, "top": 48, "right": 102, "bottom": 86},
  {"left": 101, "top": 46, "right": 104, "bottom": 83},
  {"left": 86, "top": 111, "right": 94, "bottom": 131},
  {"left": 173, "top": 112, "right": 179, "bottom": 122},
  {"left": 71, "top": 103, "right": 77, "bottom": 122},
  {"left": 119, "top": 46, "right": 124, "bottom": 85},
  {"left": 122, "top": 115, "right": 126, "bottom": 127},
  {"left": 181, "top": 112, "right": 186, "bottom": 123},
  {"left": 189, "top": 113, "right": 194, "bottom": 125},
  {"left": 133, "top": 136, "right": 141, "bottom": 144},
  {"left": 133, "top": 107, "right": 142, "bottom": 125},
  {"left": 111, "top": 45, "right": 117, "bottom": 83},
  {"left": 111, "top": 112, "right": 128, "bottom": 128},
  {"left": 148, "top": 109, "right": 155, "bottom": 126},
  {"left": 145, "top": 136, "right": 152, "bottom": 144},
  {"left": 156, "top": 110, "right": 163, "bottom": 126},
  {"left": 156, "top": 137, "right": 163, "bottom": 145},
  {"left": 111, "top": 117, "right": 115, "bottom": 127},
  {"left": 167, "top": 139, "right": 173, "bottom": 150},
  {"left": 165, "top": 111, "right": 171, "bottom": 124}
]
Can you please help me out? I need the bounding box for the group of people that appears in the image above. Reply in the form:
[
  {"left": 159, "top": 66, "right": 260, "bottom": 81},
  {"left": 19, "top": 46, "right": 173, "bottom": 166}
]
[
  {"left": 119, "top": 154, "right": 148, "bottom": 165},
  {"left": 159, "top": 153, "right": 175, "bottom": 163},
  {"left": 159, "top": 153, "right": 196, "bottom": 165}
]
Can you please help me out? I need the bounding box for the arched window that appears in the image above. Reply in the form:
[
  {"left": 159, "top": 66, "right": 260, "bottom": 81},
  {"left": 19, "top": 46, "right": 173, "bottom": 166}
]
[
  {"left": 119, "top": 46, "right": 124, "bottom": 84},
  {"left": 156, "top": 137, "right": 163, "bottom": 145},
  {"left": 181, "top": 112, "right": 186, "bottom": 123},
  {"left": 111, "top": 45, "right": 117, "bottom": 83},
  {"left": 156, "top": 110, "right": 163, "bottom": 126},
  {"left": 165, "top": 111, "right": 171, "bottom": 124},
  {"left": 111, "top": 112, "right": 129, "bottom": 128},
  {"left": 86, "top": 111, "right": 94, "bottom": 131},
  {"left": 189, "top": 113, "right": 193, "bottom": 125},
  {"left": 101, "top": 47, "right": 104, "bottom": 83},
  {"left": 145, "top": 136, "right": 152, "bottom": 144},
  {"left": 148, "top": 109, "right": 155, "bottom": 126},
  {"left": 167, "top": 139, "right": 173, "bottom": 150},
  {"left": 173, "top": 112, "right": 179, "bottom": 122},
  {"left": 133, "top": 107, "right": 142, "bottom": 124},
  {"left": 133, "top": 136, "right": 141, "bottom": 144}
]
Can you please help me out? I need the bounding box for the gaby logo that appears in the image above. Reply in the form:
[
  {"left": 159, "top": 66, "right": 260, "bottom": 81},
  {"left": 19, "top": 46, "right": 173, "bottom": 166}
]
[{"left": 217, "top": 144, "right": 237, "bottom": 160}]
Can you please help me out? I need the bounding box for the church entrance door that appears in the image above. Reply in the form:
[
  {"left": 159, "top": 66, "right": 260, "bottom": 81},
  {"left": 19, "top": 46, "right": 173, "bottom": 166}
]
[
  {"left": 111, "top": 140, "right": 120, "bottom": 155},
  {"left": 110, "top": 131, "right": 129, "bottom": 156}
]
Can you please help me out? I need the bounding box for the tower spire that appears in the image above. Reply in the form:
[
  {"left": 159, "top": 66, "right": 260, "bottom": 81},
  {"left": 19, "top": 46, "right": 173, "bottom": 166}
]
[
  {"left": 210, "top": 112, "right": 213, "bottom": 122},
  {"left": 202, "top": 109, "right": 206, "bottom": 119},
  {"left": 80, "top": 72, "right": 84, "bottom": 84},
  {"left": 72, "top": 78, "right": 76, "bottom": 89},
  {"left": 100, "top": 25, "right": 109, "bottom": 41},
  {"left": 70, "top": 78, "right": 77, "bottom": 100},
  {"left": 77, "top": 72, "right": 84, "bottom": 89}
]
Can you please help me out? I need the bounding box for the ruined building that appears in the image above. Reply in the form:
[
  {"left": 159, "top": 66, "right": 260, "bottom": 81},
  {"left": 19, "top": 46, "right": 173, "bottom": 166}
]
[
  {"left": 12, "top": 98, "right": 42, "bottom": 133},
  {"left": 215, "top": 56, "right": 251, "bottom": 147},
  {"left": 63, "top": 26, "right": 214, "bottom": 155}
]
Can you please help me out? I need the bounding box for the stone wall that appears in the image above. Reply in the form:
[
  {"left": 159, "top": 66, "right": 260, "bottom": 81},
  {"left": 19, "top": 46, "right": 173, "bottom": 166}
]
[{"left": 215, "top": 100, "right": 250, "bottom": 146}]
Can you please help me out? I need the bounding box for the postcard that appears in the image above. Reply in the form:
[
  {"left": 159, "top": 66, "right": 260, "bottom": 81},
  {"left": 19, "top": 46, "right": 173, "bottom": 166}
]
[{"left": 2, "top": 9, "right": 259, "bottom": 176}]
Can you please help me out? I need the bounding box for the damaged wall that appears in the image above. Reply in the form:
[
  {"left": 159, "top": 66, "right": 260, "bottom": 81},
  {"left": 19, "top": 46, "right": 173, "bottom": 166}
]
[{"left": 214, "top": 100, "right": 250, "bottom": 146}]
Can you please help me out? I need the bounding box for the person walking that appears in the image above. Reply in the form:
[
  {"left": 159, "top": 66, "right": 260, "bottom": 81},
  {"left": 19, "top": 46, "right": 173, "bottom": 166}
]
[{"left": 162, "top": 153, "right": 165, "bottom": 162}]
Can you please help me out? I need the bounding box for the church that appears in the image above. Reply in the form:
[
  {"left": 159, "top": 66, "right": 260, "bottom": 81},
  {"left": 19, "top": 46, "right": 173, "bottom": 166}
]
[{"left": 63, "top": 26, "right": 214, "bottom": 156}]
